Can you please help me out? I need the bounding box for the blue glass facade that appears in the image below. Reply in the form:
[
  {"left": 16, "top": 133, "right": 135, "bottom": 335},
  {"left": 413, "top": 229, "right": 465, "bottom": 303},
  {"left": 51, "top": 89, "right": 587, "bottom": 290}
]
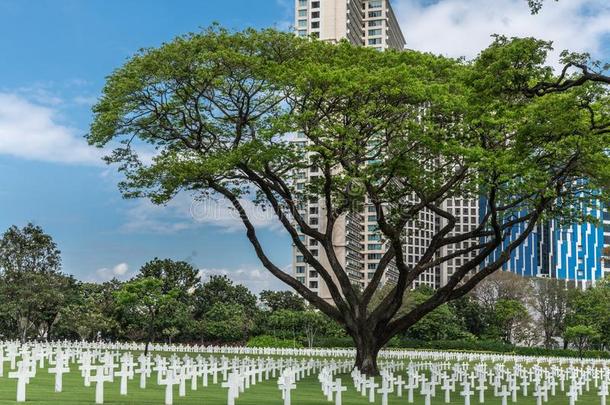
[{"left": 480, "top": 198, "right": 607, "bottom": 283}]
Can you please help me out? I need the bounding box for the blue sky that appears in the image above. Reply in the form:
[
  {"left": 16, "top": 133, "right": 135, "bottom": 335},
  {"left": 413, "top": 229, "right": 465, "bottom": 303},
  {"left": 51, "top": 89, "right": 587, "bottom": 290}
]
[{"left": 0, "top": 0, "right": 608, "bottom": 290}]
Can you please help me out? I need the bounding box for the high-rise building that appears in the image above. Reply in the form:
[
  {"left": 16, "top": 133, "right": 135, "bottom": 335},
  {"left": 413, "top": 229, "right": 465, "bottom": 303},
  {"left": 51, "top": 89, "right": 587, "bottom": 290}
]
[
  {"left": 481, "top": 198, "right": 610, "bottom": 288},
  {"left": 294, "top": 0, "right": 406, "bottom": 51},
  {"left": 291, "top": 1, "right": 407, "bottom": 300}
]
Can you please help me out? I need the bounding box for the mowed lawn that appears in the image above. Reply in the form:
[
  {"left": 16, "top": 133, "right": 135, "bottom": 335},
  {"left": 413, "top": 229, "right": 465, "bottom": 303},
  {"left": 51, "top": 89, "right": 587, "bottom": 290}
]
[{"left": 0, "top": 361, "right": 602, "bottom": 405}]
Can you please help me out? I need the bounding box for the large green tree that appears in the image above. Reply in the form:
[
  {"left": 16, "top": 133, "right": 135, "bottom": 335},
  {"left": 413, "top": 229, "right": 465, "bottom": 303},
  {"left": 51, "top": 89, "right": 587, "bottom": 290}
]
[
  {"left": 88, "top": 27, "right": 610, "bottom": 374},
  {"left": 260, "top": 290, "right": 306, "bottom": 312},
  {"left": 115, "top": 277, "right": 180, "bottom": 354},
  {"left": 0, "top": 223, "right": 76, "bottom": 342}
]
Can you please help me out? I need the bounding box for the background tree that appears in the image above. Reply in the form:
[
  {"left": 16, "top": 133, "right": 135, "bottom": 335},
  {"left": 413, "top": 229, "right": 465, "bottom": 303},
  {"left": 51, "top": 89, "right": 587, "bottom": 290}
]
[
  {"left": 0, "top": 223, "right": 75, "bottom": 342},
  {"left": 493, "top": 299, "right": 530, "bottom": 345},
  {"left": 194, "top": 275, "right": 258, "bottom": 319},
  {"left": 115, "top": 277, "right": 179, "bottom": 354},
  {"left": 137, "top": 258, "right": 200, "bottom": 300},
  {"left": 531, "top": 278, "right": 568, "bottom": 348},
  {"left": 88, "top": 28, "right": 610, "bottom": 374},
  {"left": 259, "top": 290, "right": 306, "bottom": 312},
  {"left": 565, "top": 325, "right": 599, "bottom": 357},
  {"left": 200, "top": 302, "right": 251, "bottom": 343}
]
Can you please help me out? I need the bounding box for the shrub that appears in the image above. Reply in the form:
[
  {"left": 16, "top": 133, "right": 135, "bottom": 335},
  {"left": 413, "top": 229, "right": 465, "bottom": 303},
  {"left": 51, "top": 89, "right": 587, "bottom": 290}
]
[{"left": 246, "top": 335, "right": 303, "bottom": 348}]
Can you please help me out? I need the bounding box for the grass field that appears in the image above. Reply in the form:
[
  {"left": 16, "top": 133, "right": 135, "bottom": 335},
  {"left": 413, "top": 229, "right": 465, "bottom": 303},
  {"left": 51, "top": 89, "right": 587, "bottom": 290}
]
[{"left": 0, "top": 359, "right": 602, "bottom": 405}]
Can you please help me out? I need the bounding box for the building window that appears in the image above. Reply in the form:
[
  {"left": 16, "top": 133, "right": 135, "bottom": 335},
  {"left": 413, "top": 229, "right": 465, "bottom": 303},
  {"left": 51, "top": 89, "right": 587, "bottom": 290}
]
[
  {"left": 369, "top": 19, "right": 383, "bottom": 27},
  {"left": 369, "top": 0, "right": 383, "bottom": 8},
  {"left": 298, "top": 19, "right": 307, "bottom": 28},
  {"left": 368, "top": 29, "right": 382, "bottom": 36},
  {"left": 368, "top": 38, "right": 382, "bottom": 45},
  {"left": 369, "top": 10, "right": 382, "bottom": 18},
  {"left": 298, "top": 30, "right": 308, "bottom": 37},
  {"left": 311, "top": 21, "right": 320, "bottom": 29},
  {"left": 298, "top": 9, "right": 307, "bottom": 17},
  {"left": 309, "top": 281, "right": 319, "bottom": 289},
  {"left": 298, "top": 0, "right": 307, "bottom": 7},
  {"left": 296, "top": 255, "right": 305, "bottom": 263},
  {"left": 297, "top": 276, "right": 305, "bottom": 283},
  {"left": 296, "top": 266, "right": 305, "bottom": 274},
  {"left": 311, "top": 11, "right": 320, "bottom": 18},
  {"left": 311, "top": 1, "right": 320, "bottom": 8}
]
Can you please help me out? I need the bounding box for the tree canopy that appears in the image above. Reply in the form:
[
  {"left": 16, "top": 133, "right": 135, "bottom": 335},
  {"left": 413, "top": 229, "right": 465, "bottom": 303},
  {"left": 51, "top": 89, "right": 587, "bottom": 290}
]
[{"left": 88, "top": 27, "right": 610, "bottom": 374}]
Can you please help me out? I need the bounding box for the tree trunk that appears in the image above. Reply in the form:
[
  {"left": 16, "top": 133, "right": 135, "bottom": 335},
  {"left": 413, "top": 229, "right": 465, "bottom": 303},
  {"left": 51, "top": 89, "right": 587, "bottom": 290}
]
[{"left": 354, "top": 336, "right": 381, "bottom": 376}]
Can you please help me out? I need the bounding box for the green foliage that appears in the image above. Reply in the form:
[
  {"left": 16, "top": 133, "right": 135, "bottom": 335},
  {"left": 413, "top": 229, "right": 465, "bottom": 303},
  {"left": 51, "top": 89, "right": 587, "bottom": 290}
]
[
  {"left": 246, "top": 335, "right": 302, "bottom": 348},
  {"left": 565, "top": 324, "right": 600, "bottom": 356},
  {"left": 138, "top": 258, "right": 200, "bottom": 300},
  {"left": 0, "top": 223, "right": 75, "bottom": 342},
  {"left": 194, "top": 275, "right": 258, "bottom": 318},
  {"left": 259, "top": 290, "right": 306, "bottom": 312},
  {"left": 200, "top": 302, "right": 250, "bottom": 343}
]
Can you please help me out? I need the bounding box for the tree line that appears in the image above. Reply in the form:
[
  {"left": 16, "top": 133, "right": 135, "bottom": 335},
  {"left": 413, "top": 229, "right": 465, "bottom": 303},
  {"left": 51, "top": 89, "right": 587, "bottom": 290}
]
[{"left": 0, "top": 223, "right": 607, "bottom": 356}]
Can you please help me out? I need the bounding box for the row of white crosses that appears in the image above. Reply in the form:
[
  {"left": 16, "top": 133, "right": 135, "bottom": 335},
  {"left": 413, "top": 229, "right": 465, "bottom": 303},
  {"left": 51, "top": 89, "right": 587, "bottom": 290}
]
[{"left": 3, "top": 340, "right": 610, "bottom": 404}]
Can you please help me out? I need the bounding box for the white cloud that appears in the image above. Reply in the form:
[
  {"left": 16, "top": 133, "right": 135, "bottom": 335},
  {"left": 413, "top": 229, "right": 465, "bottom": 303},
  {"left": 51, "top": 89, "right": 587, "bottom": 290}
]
[
  {"left": 95, "top": 262, "right": 131, "bottom": 281},
  {"left": 394, "top": 0, "right": 610, "bottom": 66},
  {"left": 0, "top": 92, "right": 103, "bottom": 165},
  {"left": 123, "top": 192, "right": 282, "bottom": 234},
  {"left": 198, "top": 265, "right": 290, "bottom": 293}
]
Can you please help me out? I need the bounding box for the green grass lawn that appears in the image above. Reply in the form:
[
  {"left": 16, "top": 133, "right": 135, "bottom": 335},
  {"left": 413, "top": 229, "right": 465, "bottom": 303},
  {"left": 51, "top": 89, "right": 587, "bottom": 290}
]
[{"left": 0, "top": 360, "right": 602, "bottom": 404}]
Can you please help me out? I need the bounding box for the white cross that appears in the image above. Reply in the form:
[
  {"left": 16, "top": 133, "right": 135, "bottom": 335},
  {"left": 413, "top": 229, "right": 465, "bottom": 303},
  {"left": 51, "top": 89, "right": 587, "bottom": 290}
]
[
  {"left": 377, "top": 379, "right": 393, "bottom": 405},
  {"left": 498, "top": 384, "right": 511, "bottom": 405},
  {"left": 222, "top": 373, "right": 240, "bottom": 405},
  {"left": 48, "top": 357, "right": 70, "bottom": 393},
  {"left": 395, "top": 374, "right": 404, "bottom": 397},
  {"left": 368, "top": 377, "right": 379, "bottom": 403},
  {"left": 421, "top": 382, "right": 434, "bottom": 405},
  {"left": 91, "top": 366, "right": 112, "bottom": 404},
  {"left": 8, "top": 361, "right": 32, "bottom": 403},
  {"left": 115, "top": 364, "right": 133, "bottom": 396},
  {"left": 461, "top": 383, "right": 474, "bottom": 405},
  {"left": 442, "top": 378, "right": 453, "bottom": 403},
  {"left": 159, "top": 369, "right": 179, "bottom": 405},
  {"left": 333, "top": 378, "right": 348, "bottom": 405},
  {"left": 599, "top": 382, "right": 609, "bottom": 405},
  {"left": 278, "top": 374, "right": 296, "bottom": 405},
  {"left": 476, "top": 378, "right": 487, "bottom": 404},
  {"left": 568, "top": 385, "right": 579, "bottom": 405}
]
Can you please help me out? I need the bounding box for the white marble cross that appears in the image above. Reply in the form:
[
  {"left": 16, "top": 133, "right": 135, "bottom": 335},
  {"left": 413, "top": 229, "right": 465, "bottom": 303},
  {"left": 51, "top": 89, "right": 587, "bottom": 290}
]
[
  {"left": 568, "top": 385, "right": 579, "bottom": 405},
  {"left": 91, "top": 366, "right": 112, "bottom": 404},
  {"left": 461, "top": 383, "right": 474, "bottom": 405},
  {"left": 159, "top": 369, "right": 179, "bottom": 405},
  {"left": 8, "top": 361, "right": 32, "bottom": 403},
  {"left": 442, "top": 377, "right": 453, "bottom": 403},
  {"left": 377, "top": 378, "right": 393, "bottom": 405},
  {"left": 48, "top": 355, "right": 70, "bottom": 393},
  {"left": 476, "top": 378, "right": 487, "bottom": 404},
  {"left": 599, "top": 382, "right": 609, "bottom": 405},
  {"left": 222, "top": 373, "right": 239, "bottom": 405},
  {"left": 116, "top": 363, "right": 133, "bottom": 396},
  {"left": 395, "top": 374, "right": 404, "bottom": 397},
  {"left": 498, "top": 384, "right": 511, "bottom": 405},
  {"left": 332, "top": 378, "right": 348, "bottom": 405},
  {"left": 367, "top": 377, "right": 379, "bottom": 403},
  {"left": 278, "top": 374, "right": 296, "bottom": 405},
  {"left": 421, "top": 382, "right": 434, "bottom": 405}
]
